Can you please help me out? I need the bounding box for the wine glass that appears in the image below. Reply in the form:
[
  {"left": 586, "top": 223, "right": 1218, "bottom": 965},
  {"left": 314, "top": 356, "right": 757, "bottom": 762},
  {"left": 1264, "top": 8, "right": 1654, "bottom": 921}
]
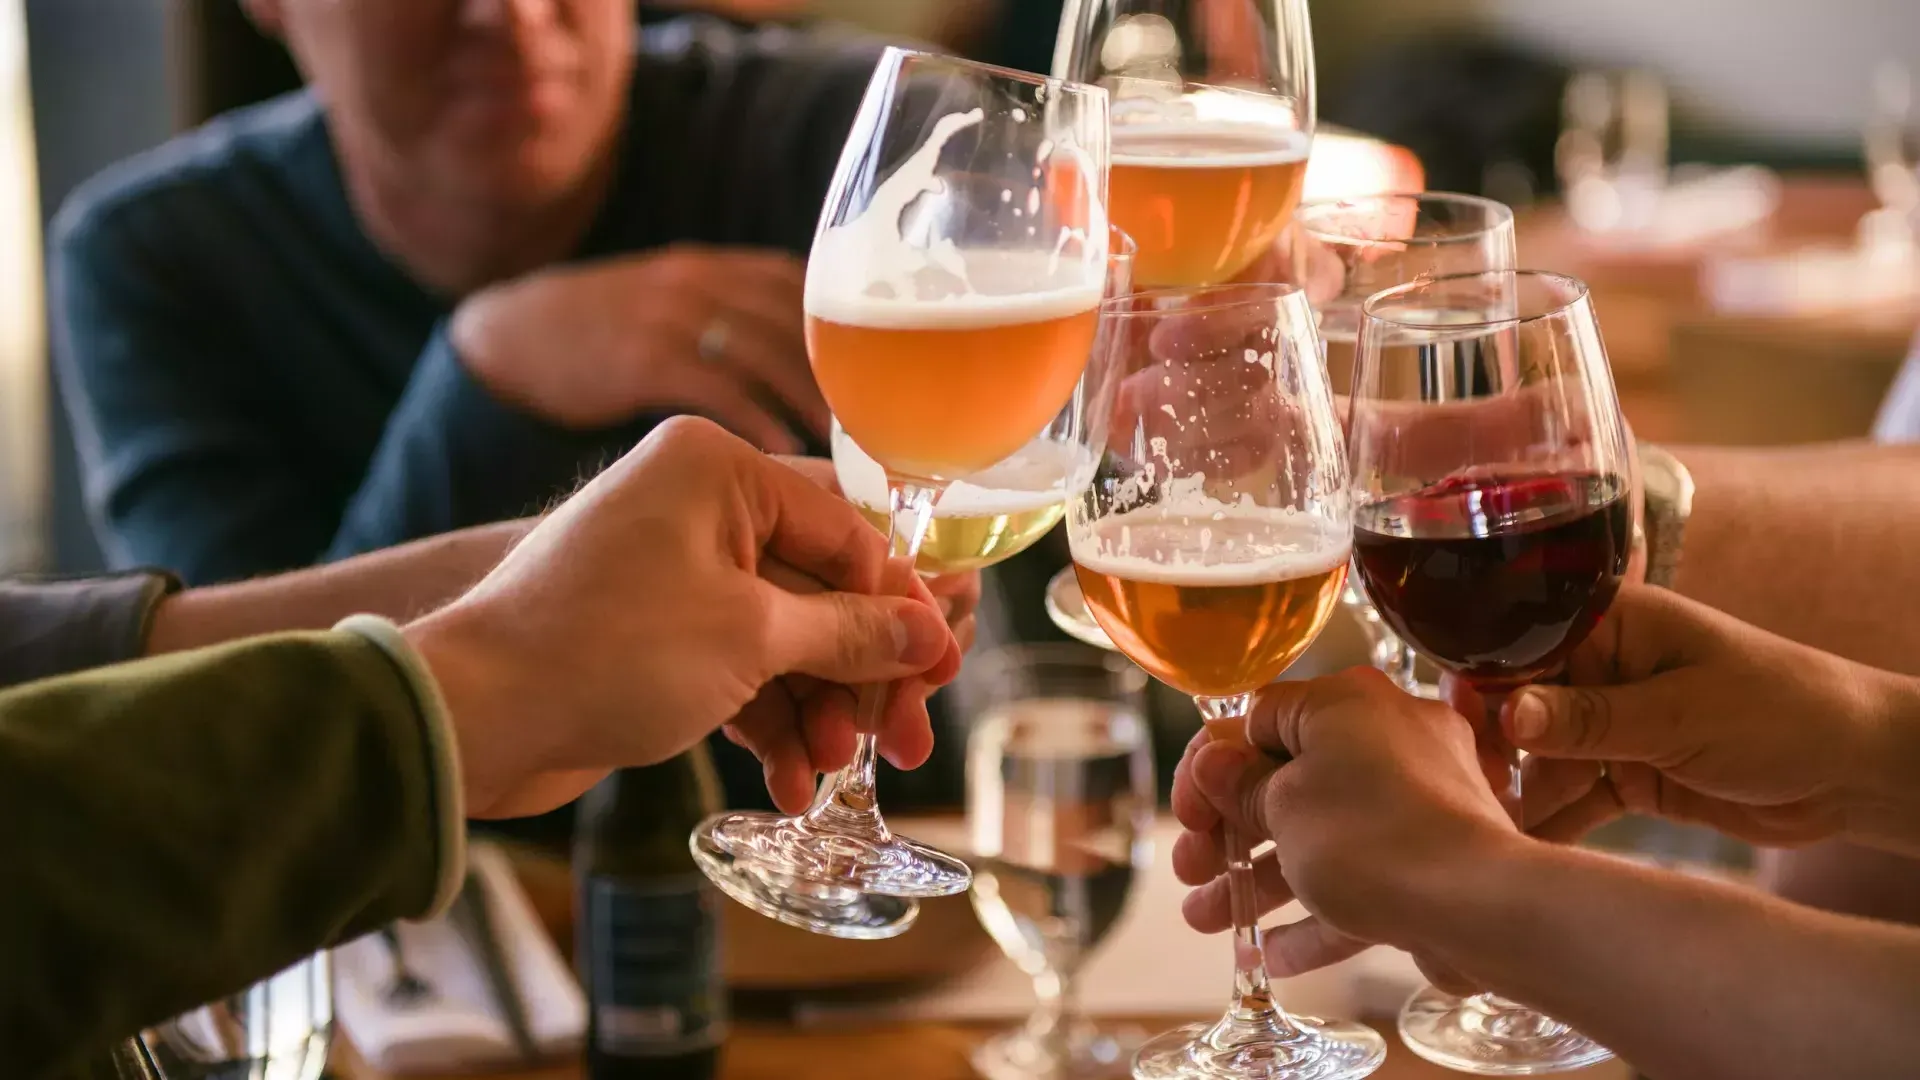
[
  {"left": 691, "top": 48, "right": 1111, "bottom": 940},
  {"left": 1055, "top": 0, "right": 1315, "bottom": 288},
  {"left": 830, "top": 228, "right": 1138, "bottom": 579},
  {"left": 963, "top": 644, "right": 1155, "bottom": 1080},
  {"left": 140, "top": 954, "right": 333, "bottom": 1080},
  {"left": 1067, "top": 283, "right": 1382, "bottom": 1080},
  {"left": 1349, "top": 270, "right": 1630, "bottom": 1074},
  {"left": 1292, "top": 192, "right": 1517, "bottom": 700}
]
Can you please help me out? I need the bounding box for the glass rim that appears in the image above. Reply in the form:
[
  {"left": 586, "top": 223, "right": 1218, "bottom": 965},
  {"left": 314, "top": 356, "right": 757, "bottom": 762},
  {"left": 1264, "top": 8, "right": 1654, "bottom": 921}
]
[
  {"left": 1361, "top": 269, "right": 1590, "bottom": 332},
  {"left": 880, "top": 45, "right": 1108, "bottom": 99},
  {"left": 1097, "top": 281, "right": 1308, "bottom": 318},
  {"left": 1293, "top": 191, "right": 1517, "bottom": 245},
  {"left": 1109, "top": 224, "right": 1139, "bottom": 259}
]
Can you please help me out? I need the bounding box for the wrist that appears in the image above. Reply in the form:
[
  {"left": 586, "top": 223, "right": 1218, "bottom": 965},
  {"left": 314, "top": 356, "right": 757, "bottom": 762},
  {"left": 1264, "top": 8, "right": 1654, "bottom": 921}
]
[
  {"left": 402, "top": 604, "right": 530, "bottom": 818},
  {"left": 1371, "top": 822, "right": 1537, "bottom": 955},
  {"left": 1850, "top": 672, "right": 1920, "bottom": 855}
]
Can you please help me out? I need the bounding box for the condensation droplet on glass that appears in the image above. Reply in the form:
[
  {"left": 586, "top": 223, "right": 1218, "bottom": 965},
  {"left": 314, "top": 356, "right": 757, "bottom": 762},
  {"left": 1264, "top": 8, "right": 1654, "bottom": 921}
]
[
  {"left": 1026, "top": 189, "right": 1042, "bottom": 217},
  {"left": 1001, "top": 189, "right": 1013, "bottom": 203},
  {"left": 1011, "top": 106, "right": 1028, "bottom": 123}
]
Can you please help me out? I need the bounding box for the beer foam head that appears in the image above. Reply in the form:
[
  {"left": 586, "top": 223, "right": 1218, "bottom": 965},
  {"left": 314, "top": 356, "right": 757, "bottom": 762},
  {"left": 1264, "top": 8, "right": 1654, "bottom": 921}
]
[
  {"left": 1111, "top": 124, "right": 1311, "bottom": 169},
  {"left": 835, "top": 425, "right": 1086, "bottom": 516},
  {"left": 805, "top": 270, "right": 1103, "bottom": 331},
  {"left": 1069, "top": 504, "right": 1350, "bottom": 586}
]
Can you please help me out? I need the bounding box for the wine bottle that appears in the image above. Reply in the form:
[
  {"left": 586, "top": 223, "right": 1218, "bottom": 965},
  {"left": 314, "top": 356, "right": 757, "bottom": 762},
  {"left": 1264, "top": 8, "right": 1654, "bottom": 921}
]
[{"left": 575, "top": 750, "right": 725, "bottom": 1080}]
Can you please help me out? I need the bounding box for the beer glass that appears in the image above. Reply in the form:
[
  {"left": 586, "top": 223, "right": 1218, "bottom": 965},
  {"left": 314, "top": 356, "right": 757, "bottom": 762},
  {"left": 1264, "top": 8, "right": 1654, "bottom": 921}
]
[
  {"left": 1293, "top": 192, "right": 1517, "bottom": 699},
  {"left": 963, "top": 644, "right": 1154, "bottom": 1080},
  {"left": 1055, "top": 0, "right": 1315, "bottom": 288},
  {"left": 1350, "top": 271, "right": 1628, "bottom": 1074},
  {"left": 692, "top": 48, "right": 1111, "bottom": 940},
  {"left": 1067, "top": 283, "right": 1383, "bottom": 1080},
  {"left": 830, "top": 229, "right": 1137, "bottom": 578}
]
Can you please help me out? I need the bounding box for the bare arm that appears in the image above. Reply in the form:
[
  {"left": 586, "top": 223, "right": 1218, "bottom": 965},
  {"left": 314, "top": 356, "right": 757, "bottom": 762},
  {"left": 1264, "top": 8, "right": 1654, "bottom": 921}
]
[
  {"left": 1669, "top": 441, "right": 1920, "bottom": 921},
  {"left": 145, "top": 520, "right": 533, "bottom": 656},
  {"left": 1671, "top": 441, "right": 1920, "bottom": 675},
  {"left": 1413, "top": 837, "right": 1920, "bottom": 1080}
]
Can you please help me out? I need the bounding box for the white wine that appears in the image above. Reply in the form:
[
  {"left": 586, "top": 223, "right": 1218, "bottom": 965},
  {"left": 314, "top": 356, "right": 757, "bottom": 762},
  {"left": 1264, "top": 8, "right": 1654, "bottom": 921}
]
[
  {"left": 967, "top": 698, "right": 1152, "bottom": 979},
  {"left": 834, "top": 424, "right": 1079, "bottom": 575}
]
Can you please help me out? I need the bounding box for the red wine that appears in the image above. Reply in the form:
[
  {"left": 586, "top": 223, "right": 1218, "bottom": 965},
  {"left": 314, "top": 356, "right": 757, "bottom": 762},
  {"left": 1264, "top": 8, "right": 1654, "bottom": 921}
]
[{"left": 1353, "top": 472, "right": 1630, "bottom": 690}]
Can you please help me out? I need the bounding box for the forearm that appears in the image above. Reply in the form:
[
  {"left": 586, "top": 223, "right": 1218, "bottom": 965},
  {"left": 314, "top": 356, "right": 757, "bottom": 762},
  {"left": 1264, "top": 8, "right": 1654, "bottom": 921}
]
[
  {"left": 1670, "top": 442, "right": 1920, "bottom": 675},
  {"left": 1410, "top": 838, "right": 1920, "bottom": 1080},
  {"left": 147, "top": 519, "right": 532, "bottom": 656}
]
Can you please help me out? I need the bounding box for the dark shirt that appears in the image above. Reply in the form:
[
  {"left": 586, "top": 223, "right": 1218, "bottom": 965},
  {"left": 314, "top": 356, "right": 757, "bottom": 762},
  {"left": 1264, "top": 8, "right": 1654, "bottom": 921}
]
[{"left": 51, "top": 18, "right": 879, "bottom": 587}]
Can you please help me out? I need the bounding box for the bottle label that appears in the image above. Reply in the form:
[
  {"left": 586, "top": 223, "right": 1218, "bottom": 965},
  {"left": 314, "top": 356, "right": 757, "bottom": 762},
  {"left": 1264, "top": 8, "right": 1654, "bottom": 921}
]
[{"left": 583, "top": 874, "right": 725, "bottom": 1056}]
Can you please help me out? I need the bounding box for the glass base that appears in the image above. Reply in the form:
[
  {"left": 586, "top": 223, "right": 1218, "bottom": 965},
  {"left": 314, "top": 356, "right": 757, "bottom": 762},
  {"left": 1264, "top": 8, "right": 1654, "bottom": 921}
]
[
  {"left": 1046, "top": 566, "right": 1116, "bottom": 652},
  {"left": 1398, "top": 989, "right": 1614, "bottom": 1075},
  {"left": 973, "top": 1020, "right": 1144, "bottom": 1080},
  {"left": 1132, "top": 1014, "right": 1385, "bottom": 1080},
  {"left": 691, "top": 809, "right": 969, "bottom": 938}
]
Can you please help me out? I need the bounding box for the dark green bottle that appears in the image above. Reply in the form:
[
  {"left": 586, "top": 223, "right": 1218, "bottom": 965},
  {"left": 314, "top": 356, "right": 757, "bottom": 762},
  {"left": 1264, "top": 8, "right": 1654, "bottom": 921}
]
[{"left": 575, "top": 750, "right": 725, "bottom": 1080}]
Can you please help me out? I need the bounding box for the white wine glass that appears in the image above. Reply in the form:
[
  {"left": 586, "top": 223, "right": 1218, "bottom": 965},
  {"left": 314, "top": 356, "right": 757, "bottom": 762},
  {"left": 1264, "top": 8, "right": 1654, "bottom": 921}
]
[
  {"left": 1055, "top": 0, "right": 1315, "bottom": 288},
  {"left": 831, "top": 228, "right": 1137, "bottom": 579},
  {"left": 1292, "top": 192, "right": 1517, "bottom": 699},
  {"left": 963, "top": 643, "right": 1154, "bottom": 1080},
  {"left": 1067, "top": 283, "right": 1382, "bottom": 1080},
  {"left": 691, "top": 48, "right": 1112, "bottom": 940}
]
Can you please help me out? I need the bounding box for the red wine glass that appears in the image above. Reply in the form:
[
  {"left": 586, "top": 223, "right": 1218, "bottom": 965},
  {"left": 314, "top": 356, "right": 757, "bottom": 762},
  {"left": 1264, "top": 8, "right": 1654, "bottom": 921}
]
[{"left": 1347, "top": 270, "right": 1632, "bottom": 1075}]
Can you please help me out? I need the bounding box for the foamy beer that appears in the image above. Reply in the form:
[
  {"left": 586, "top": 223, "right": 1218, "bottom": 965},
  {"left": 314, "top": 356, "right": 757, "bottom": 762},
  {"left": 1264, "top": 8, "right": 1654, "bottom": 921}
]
[
  {"left": 832, "top": 422, "right": 1078, "bottom": 576},
  {"left": 1110, "top": 125, "right": 1311, "bottom": 288},
  {"left": 1071, "top": 506, "right": 1349, "bottom": 710}
]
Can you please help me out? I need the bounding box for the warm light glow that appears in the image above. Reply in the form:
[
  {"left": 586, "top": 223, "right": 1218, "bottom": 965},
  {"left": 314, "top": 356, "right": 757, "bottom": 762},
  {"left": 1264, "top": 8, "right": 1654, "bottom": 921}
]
[
  {"left": 0, "top": 0, "right": 44, "bottom": 573},
  {"left": 1304, "top": 129, "right": 1426, "bottom": 201}
]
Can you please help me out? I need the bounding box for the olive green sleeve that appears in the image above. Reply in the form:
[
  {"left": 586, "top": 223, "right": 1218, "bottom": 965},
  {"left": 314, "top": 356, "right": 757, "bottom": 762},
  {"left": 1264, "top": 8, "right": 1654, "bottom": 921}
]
[{"left": 0, "top": 630, "right": 446, "bottom": 1079}]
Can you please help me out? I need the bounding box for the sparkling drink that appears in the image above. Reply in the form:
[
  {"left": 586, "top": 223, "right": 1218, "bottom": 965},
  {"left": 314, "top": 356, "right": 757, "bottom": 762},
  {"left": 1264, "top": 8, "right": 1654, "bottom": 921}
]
[
  {"left": 1353, "top": 472, "right": 1630, "bottom": 690},
  {"left": 1110, "top": 127, "right": 1311, "bottom": 288},
  {"left": 1071, "top": 507, "right": 1350, "bottom": 699}
]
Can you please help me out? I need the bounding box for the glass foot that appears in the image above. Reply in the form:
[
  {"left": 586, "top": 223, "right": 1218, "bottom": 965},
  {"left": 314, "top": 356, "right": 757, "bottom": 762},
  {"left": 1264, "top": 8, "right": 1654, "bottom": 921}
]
[
  {"left": 692, "top": 825, "right": 919, "bottom": 939},
  {"left": 1398, "top": 988, "right": 1614, "bottom": 1075},
  {"left": 1047, "top": 567, "right": 1116, "bottom": 652},
  {"left": 1132, "top": 1015, "right": 1385, "bottom": 1080},
  {"left": 973, "top": 1020, "right": 1144, "bottom": 1080}
]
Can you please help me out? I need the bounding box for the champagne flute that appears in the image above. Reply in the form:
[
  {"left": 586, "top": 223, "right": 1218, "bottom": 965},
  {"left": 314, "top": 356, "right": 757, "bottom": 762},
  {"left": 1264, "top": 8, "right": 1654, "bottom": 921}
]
[
  {"left": 963, "top": 643, "right": 1155, "bottom": 1080},
  {"left": 1055, "top": 0, "right": 1315, "bottom": 289},
  {"left": 831, "top": 228, "right": 1138, "bottom": 579},
  {"left": 1349, "top": 270, "right": 1629, "bottom": 1074},
  {"left": 1292, "top": 192, "right": 1517, "bottom": 699},
  {"left": 1068, "top": 283, "right": 1383, "bottom": 1080},
  {"left": 691, "top": 48, "right": 1111, "bottom": 940}
]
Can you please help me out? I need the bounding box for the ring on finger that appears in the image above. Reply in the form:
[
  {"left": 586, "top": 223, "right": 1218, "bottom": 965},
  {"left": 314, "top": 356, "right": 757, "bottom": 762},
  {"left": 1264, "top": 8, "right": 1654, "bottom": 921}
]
[{"left": 697, "top": 318, "right": 732, "bottom": 364}]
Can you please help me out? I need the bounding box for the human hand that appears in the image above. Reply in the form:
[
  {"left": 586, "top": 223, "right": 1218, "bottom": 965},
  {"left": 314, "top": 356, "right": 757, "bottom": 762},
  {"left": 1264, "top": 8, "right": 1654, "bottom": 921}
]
[
  {"left": 451, "top": 245, "right": 826, "bottom": 451},
  {"left": 404, "top": 418, "right": 963, "bottom": 819},
  {"left": 1170, "top": 669, "right": 1519, "bottom": 983},
  {"left": 1512, "top": 586, "right": 1920, "bottom": 855}
]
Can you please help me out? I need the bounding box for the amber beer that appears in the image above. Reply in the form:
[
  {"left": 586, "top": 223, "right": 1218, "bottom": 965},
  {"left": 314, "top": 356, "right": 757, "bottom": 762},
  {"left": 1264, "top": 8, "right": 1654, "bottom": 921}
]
[
  {"left": 1110, "top": 126, "right": 1311, "bottom": 288},
  {"left": 1071, "top": 507, "right": 1349, "bottom": 704},
  {"left": 806, "top": 286, "right": 1100, "bottom": 479}
]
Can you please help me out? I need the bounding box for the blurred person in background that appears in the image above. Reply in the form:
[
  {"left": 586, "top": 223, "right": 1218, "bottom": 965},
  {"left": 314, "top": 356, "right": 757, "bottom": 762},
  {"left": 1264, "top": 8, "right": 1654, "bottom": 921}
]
[
  {"left": 51, "top": 0, "right": 892, "bottom": 810},
  {"left": 5, "top": 419, "right": 967, "bottom": 1079}
]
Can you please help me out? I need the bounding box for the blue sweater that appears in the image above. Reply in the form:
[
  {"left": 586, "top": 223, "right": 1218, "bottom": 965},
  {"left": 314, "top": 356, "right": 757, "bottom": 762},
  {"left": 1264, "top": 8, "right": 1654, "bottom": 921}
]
[{"left": 51, "top": 20, "right": 879, "bottom": 586}]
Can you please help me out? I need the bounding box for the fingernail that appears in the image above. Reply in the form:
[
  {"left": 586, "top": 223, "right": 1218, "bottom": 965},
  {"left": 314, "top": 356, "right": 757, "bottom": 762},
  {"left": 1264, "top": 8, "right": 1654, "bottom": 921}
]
[
  {"left": 894, "top": 610, "right": 945, "bottom": 664},
  {"left": 1510, "top": 691, "right": 1548, "bottom": 744},
  {"left": 1193, "top": 742, "right": 1252, "bottom": 792}
]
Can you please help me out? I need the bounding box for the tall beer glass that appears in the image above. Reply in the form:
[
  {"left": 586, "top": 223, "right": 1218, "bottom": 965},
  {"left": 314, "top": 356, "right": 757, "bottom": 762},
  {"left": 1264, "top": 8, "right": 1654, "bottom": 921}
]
[
  {"left": 692, "top": 48, "right": 1111, "bottom": 940},
  {"left": 1293, "top": 193, "right": 1517, "bottom": 698},
  {"left": 1055, "top": 0, "right": 1315, "bottom": 288},
  {"left": 1067, "top": 284, "right": 1383, "bottom": 1080}
]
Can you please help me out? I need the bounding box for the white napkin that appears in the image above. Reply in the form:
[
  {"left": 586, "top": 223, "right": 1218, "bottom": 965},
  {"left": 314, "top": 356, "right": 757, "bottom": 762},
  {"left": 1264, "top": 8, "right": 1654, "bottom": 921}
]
[
  {"left": 793, "top": 818, "right": 1425, "bottom": 1027},
  {"left": 335, "top": 841, "right": 586, "bottom": 1074}
]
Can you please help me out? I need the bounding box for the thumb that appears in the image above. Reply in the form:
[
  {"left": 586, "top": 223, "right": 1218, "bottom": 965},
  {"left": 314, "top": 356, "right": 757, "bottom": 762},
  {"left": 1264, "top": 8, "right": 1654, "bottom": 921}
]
[
  {"left": 760, "top": 586, "right": 953, "bottom": 684},
  {"left": 1190, "top": 741, "right": 1281, "bottom": 839},
  {"left": 1505, "top": 679, "right": 1690, "bottom": 764}
]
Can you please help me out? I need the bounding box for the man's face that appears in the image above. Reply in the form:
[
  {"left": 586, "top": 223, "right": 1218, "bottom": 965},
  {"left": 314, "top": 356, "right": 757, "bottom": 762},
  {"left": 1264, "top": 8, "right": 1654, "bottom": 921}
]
[{"left": 254, "top": 0, "right": 636, "bottom": 206}]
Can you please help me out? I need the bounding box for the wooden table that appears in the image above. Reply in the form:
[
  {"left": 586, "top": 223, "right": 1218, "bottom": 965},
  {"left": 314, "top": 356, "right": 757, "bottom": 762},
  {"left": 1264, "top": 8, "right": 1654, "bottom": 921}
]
[{"left": 337, "top": 1017, "right": 1631, "bottom": 1080}]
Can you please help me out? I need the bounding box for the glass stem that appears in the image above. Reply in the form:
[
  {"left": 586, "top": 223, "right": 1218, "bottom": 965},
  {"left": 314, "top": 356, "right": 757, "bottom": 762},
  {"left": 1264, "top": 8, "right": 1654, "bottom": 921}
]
[
  {"left": 1468, "top": 690, "right": 1526, "bottom": 1013},
  {"left": 1193, "top": 693, "right": 1306, "bottom": 1042},
  {"left": 1026, "top": 967, "right": 1069, "bottom": 1048},
  {"left": 804, "top": 479, "right": 938, "bottom": 829}
]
